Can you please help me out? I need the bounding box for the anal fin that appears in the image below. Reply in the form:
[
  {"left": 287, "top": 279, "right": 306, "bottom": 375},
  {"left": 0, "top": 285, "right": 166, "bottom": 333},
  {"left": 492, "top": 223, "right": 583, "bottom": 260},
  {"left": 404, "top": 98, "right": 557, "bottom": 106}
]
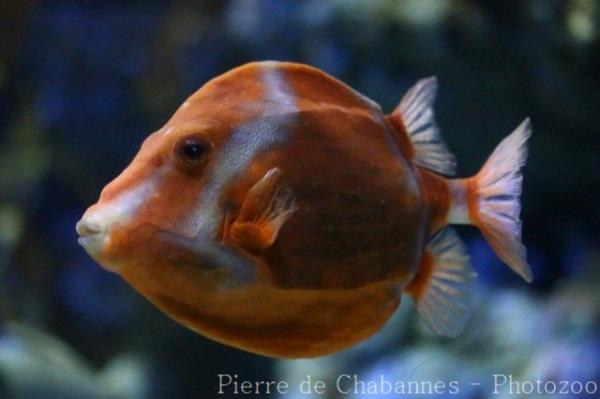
[{"left": 404, "top": 228, "right": 476, "bottom": 337}]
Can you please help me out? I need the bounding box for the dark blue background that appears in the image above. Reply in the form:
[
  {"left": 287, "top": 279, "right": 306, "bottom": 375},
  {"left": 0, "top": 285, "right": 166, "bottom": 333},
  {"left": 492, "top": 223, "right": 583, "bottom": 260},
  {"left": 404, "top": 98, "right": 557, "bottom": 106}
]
[{"left": 0, "top": 1, "right": 598, "bottom": 398}]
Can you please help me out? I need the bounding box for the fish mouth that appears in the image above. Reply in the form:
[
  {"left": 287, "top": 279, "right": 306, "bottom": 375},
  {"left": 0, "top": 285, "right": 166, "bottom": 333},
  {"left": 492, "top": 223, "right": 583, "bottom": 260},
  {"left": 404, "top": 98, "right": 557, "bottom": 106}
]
[{"left": 76, "top": 218, "right": 108, "bottom": 255}]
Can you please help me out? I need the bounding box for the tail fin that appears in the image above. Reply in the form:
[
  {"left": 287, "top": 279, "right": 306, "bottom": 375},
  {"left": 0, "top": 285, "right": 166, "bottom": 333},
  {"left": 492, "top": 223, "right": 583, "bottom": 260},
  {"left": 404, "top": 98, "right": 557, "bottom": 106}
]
[{"left": 448, "top": 119, "right": 532, "bottom": 282}]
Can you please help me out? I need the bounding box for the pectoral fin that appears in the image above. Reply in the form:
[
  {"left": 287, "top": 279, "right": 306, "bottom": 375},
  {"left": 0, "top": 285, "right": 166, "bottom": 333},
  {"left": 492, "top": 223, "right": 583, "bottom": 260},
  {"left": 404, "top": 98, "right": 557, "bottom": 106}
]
[{"left": 225, "top": 168, "right": 297, "bottom": 253}]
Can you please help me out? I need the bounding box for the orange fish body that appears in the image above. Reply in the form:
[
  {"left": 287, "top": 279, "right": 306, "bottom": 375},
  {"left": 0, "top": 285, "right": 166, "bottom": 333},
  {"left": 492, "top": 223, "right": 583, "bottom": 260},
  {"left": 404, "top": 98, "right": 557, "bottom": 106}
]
[{"left": 77, "top": 62, "right": 531, "bottom": 358}]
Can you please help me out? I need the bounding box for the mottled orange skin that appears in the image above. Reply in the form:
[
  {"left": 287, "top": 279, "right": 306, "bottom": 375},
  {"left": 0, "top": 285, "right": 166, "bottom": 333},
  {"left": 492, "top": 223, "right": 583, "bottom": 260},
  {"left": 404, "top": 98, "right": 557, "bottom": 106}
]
[{"left": 83, "top": 62, "right": 451, "bottom": 357}]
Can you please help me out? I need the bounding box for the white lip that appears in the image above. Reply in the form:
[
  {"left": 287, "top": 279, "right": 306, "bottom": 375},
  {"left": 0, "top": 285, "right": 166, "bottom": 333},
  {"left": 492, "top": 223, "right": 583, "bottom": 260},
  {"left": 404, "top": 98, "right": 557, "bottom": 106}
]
[
  {"left": 76, "top": 218, "right": 121, "bottom": 272},
  {"left": 75, "top": 218, "right": 103, "bottom": 236},
  {"left": 76, "top": 218, "right": 108, "bottom": 256},
  {"left": 77, "top": 234, "right": 106, "bottom": 255}
]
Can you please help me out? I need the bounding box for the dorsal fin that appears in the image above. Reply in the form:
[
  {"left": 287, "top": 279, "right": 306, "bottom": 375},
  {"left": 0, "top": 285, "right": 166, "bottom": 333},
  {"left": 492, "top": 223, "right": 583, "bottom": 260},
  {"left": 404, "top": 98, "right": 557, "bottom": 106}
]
[{"left": 392, "top": 77, "right": 456, "bottom": 176}]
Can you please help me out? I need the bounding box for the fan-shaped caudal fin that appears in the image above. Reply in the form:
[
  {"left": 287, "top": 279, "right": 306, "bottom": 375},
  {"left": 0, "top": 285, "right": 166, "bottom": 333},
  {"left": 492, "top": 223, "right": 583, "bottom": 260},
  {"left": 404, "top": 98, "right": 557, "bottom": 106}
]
[
  {"left": 404, "top": 228, "right": 476, "bottom": 337},
  {"left": 391, "top": 76, "right": 457, "bottom": 176},
  {"left": 447, "top": 119, "right": 532, "bottom": 282}
]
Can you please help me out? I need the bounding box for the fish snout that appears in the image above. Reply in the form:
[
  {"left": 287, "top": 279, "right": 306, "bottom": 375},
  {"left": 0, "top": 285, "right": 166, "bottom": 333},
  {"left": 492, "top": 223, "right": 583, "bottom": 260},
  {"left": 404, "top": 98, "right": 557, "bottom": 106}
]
[
  {"left": 76, "top": 218, "right": 103, "bottom": 237},
  {"left": 76, "top": 215, "right": 109, "bottom": 256}
]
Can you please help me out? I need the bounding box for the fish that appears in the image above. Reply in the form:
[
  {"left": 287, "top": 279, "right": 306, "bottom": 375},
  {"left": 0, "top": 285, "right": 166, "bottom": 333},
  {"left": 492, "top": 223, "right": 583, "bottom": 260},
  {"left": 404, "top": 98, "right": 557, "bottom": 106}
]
[{"left": 76, "top": 61, "right": 532, "bottom": 358}]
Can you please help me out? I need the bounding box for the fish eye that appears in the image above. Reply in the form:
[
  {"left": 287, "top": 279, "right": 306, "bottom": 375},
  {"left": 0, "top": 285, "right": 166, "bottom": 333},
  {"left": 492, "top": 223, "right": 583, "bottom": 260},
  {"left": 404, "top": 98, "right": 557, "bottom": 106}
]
[{"left": 175, "top": 136, "right": 210, "bottom": 165}]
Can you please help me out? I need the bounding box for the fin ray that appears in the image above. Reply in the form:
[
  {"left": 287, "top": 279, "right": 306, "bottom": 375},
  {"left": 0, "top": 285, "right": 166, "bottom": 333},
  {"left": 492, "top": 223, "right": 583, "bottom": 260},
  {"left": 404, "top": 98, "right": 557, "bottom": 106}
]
[
  {"left": 392, "top": 77, "right": 457, "bottom": 176},
  {"left": 473, "top": 119, "right": 532, "bottom": 282},
  {"left": 226, "top": 168, "right": 297, "bottom": 253},
  {"left": 405, "top": 228, "right": 476, "bottom": 337}
]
